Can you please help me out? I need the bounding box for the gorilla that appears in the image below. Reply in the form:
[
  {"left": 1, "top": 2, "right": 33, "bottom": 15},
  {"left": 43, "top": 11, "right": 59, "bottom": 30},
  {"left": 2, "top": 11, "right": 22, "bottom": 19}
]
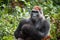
[{"left": 14, "top": 6, "right": 50, "bottom": 40}]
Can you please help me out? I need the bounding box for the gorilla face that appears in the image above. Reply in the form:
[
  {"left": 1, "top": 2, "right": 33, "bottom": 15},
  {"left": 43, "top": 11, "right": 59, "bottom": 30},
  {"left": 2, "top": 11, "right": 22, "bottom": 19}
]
[{"left": 31, "top": 11, "right": 39, "bottom": 20}]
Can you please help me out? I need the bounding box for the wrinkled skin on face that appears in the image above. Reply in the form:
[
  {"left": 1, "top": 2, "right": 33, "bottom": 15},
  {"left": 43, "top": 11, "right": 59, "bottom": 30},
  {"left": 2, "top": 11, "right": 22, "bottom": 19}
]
[
  {"left": 31, "top": 10, "right": 43, "bottom": 21},
  {"left": 31, "top": 11, "right": 39, "bottom": 20}
]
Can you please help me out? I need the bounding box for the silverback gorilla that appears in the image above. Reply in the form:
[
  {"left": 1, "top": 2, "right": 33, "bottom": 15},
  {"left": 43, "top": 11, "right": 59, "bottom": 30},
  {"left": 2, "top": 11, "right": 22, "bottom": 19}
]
[{"left": 14, "top": 6, "right": 50, "bottom": 40}]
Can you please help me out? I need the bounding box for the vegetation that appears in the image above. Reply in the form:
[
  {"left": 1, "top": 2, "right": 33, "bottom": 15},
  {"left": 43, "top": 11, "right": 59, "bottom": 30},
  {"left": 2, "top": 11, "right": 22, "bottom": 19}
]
[{"left": 0, "top": 0, "right": 60, "bottom": 40}]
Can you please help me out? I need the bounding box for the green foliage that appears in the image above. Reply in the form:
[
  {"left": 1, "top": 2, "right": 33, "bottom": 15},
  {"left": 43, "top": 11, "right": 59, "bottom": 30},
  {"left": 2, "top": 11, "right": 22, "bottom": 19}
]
[{"left": 0, "top": 0, "right": 60, "bottom": 40}]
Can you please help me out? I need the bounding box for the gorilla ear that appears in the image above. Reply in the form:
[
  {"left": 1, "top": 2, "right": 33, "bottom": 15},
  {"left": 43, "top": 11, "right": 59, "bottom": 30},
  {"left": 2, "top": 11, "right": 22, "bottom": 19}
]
[{"left": 40, "top": 9, "right": 43, "bottom": 14}]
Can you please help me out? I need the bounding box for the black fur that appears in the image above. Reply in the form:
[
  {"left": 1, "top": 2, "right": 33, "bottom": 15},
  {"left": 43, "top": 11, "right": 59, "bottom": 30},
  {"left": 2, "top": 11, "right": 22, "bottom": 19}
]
[{"left": 14, "top": 18, "right": 50, "bottom": 40}]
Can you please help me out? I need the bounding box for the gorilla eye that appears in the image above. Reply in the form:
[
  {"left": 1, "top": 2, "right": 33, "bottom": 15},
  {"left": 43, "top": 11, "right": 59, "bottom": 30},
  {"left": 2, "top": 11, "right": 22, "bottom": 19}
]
[{"left": 32, "top": 11, "right": 38, "bottom": 13}]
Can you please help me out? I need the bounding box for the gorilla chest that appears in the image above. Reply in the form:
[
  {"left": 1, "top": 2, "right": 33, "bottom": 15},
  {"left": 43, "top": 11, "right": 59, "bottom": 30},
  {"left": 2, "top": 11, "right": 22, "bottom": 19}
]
[
  {"left": 25, "top": 19, "right": 44, "bottom": 30},
  {"left": 33, "top": 21, "right": 43, "bottom": 30}
]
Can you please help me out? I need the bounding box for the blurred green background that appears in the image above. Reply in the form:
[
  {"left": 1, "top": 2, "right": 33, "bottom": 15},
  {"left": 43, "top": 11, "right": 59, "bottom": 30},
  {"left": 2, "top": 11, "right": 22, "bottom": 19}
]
[{"left": 0, "top": 0, "right": 60, "bottom": 40}]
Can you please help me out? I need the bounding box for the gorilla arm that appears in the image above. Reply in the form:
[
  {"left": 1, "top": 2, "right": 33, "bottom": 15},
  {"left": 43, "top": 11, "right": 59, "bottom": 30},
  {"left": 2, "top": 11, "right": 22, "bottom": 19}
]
[
  {"left": 14, "top": 19, "right": 26, "bottom": 39},
  {"left": 30, "top": 20, "right": 50, "bottom": 39},
  {"left": 14, "top": 21, "right": 23, "bottom": 39}
]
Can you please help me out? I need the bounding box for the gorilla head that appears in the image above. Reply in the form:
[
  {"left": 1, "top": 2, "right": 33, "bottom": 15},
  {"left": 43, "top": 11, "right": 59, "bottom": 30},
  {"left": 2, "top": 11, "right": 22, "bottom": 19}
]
[{"left": 30, "top": 6, "right": 45, "bottom": 21}]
